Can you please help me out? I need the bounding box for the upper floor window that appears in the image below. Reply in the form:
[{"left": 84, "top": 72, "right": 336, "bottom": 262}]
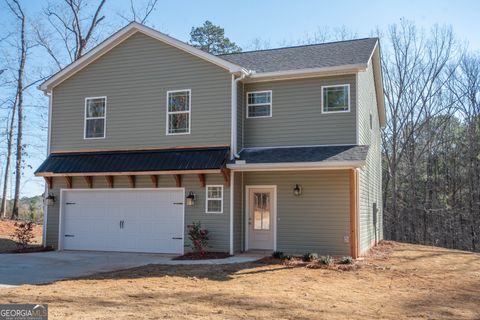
[
  {"left": 247, "top": 90, "right": 272, "bottom": 118},
  {"left": 206, "top": 185, "right": 223, "bottom": 213},
  {"left": 322, "top": 84, "right": 350, "bottom": 113},
  {"left": 167, "top": 89, "right": 191, "bottom": 135},
  {"left": 84, "top": 97, "right": 106, "bottom": 139}
]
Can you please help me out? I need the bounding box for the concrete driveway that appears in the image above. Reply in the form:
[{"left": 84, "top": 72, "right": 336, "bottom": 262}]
[{"left": 0, "top": 251, "right": 261, "bottom": 287}]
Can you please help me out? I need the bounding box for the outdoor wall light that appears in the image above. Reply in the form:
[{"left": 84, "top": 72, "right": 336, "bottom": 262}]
[
  {"left": 186, "top": 191, "right": 196, "bottom": 206},
  {"left": 45, "top": 193, "right": 56, "bottom": 206},
  {"left": 293, "top": 184, "right": 302, "bottom": 196}
]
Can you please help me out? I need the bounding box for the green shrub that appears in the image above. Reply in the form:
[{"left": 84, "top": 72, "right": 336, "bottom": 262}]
[
  {"left": 302, "top": 252, "right": 319, "bottom": 262},
  {"left": 319, "top": 255, "right": 333, "bottom": 265},
  {"left": 272, "top": 251, "right": 285, "bottom": 259},
  {"left": 187, "top": 222, "right": 209, "bottom": 254},
  {"left": 340, "top": 256, "right": 354, "bottom": 264}
]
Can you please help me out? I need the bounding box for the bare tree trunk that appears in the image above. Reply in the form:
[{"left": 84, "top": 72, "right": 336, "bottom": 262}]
[
  {"left": 8, "top": 0, "right": 27, "bottom": 220},
  {"left": 0, "top": 101, "right": 17, "bottom": 218}
]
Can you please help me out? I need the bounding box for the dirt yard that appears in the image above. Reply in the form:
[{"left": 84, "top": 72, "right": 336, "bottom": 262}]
[
  {"left": 0, "top": 219, "right": 43, "bottom": 252},
  {"left": 1, "top": 242, "right": 479, "bottom": 319}
]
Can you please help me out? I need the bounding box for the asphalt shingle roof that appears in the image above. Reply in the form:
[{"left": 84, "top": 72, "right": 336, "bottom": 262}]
[
  {"left": 219, "top": 38, "right": 378, "bottom": 73},
  {"left": 236, "top": 145, "right": 369, "bottom": 164}
]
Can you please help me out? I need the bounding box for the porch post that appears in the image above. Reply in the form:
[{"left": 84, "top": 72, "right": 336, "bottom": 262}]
[
  {"left": 349, "top": 168, "right": 359, "bottom": 259},
  {"left": 229, "top": 170, "right": 234, "bottom": 255}
]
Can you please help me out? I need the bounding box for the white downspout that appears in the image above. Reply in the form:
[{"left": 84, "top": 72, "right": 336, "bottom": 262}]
[
  {"left": 42, "top": 90, "right": 53, "bottom": 247},
  {"left": 231, "top": 72, "right": 248, "bottom": 159}
]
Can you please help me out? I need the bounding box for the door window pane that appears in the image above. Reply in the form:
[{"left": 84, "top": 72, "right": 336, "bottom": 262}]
[{"left": 253, "top": 192, "right": 270, "bottom": 230}]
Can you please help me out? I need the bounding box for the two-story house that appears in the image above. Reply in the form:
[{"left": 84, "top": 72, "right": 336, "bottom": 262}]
[{"left": 36, "top": 22, "right": 385, "bottom": 258}]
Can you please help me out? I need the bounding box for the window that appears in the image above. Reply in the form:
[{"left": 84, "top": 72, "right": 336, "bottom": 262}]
[
  {"left": 322, "top": 84, "right": 350, "bottom": 113},
  {"left": 84, "top": 97, "right": 106, "bottom": 139},
  {"left": 253, "top": 192, "right": 270, "bottom": 230},
  {"left": 247, "top": 90, "right": 272, "bottom": 118},
  {"left": 206, "top": 185, "right": 223, "bottom": 213},
  {"left": 167, "top": 90, "right": 191, "bottom": 135}
]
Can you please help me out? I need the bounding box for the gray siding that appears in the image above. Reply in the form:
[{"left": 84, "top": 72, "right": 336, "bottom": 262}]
[
  {"left": 51, "top": 32, "right": 231, "bottom": 152},
  {"left": 357, "top": 61, "right": 383, "bottom": 254},
  {"left": 241, "top": 170, "right": 351, "bottom": 255},
  {"left": 233, "top": 172, "right": 243, "bottom": 252},
  {"left": 45, "top": 174, "right": 230, "bottom": 252},
  {"left": 242, "top": 75, "right": 357, "bottom": 148}
]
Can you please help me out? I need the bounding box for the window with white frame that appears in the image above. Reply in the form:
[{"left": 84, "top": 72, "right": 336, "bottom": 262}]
[
  {"left": 167, "top": 90, "right": 190, "bottom": 134},
  {"left": 322, "top": 84, "right": 350, "bottom": 113},
  {"left": 84, "top": 97, "right": 106, "bottom": 139},
  {"left": 206, "top": 185, "right": 223, "bottom": 213},
  {"left": 247, "top": 91, "right": 272, "bottom": 118}
]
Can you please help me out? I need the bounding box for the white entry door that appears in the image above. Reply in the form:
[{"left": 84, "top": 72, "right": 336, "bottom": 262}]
[
  {"left": 248, "top": 187, "right": 275, "bottom": 250},
  {"left": 61, "top": 189, "right": 184, "bottom": 254}
]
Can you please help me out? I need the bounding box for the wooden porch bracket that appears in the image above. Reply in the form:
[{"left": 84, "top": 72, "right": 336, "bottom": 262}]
[
  {"left": 127, "top": 175, "right": 136, "bottom": 188},
  {"left": 44, "top": 177, "right": 53, "bottom": 189},
  {"left": 84, "top": 176, "right": 93, "bottom": 188},
  {"left": 150, "top": 175, "right": 158, "bottom": 188},
  {"left": 64, "top": 176, "right": 73, "bottom": 189},
  {"left": 197, "top": 174, "right": 205, "bottom": 188},
  {"left": 349, "top": 168, "right": 359, "bottom": 259},
  {"left": 221, "top": 168, "right": 230, "bottom": 186},
  {"left": 105, "top": 176, "right": 114, "bottom": 188},
  {"left": 174, "top": 174, "right": 182, "bottom": 188}
]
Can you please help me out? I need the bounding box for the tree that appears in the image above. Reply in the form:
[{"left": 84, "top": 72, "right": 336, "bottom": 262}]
[
  {"left": 189, "top": 21, "right": 241, "bottom": 55},
  {"left": 118, "top": 0, "right": 158, "bottom": 25},
  {"left": 33, "top": 0, "right": 107, "bottom": 71}
]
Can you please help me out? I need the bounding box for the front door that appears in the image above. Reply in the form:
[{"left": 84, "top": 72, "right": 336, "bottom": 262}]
[{"left": 248, "top": 187, "right": 275, "bottom": 250}]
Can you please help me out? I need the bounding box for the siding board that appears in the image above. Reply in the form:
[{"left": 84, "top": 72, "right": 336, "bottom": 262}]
[{"left": 51, "top": 32, "right": 231, "bottom": 152}]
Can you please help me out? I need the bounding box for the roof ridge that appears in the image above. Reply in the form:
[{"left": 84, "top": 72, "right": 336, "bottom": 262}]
[{"left": 218, "top": 37, "right": 378, "bottom": 56}]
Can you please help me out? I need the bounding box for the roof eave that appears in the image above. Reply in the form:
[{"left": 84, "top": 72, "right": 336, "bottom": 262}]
[
  {"left": 242, "top": 63, "right": 367, "bottom": 83},
  {"left": 39, "top": 22, "right": 244, "bottom": 93},
  {"left": 227, "top": 160, "right": 366, "bottom": 171}
]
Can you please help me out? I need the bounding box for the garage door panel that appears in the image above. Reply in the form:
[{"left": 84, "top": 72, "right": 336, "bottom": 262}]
[{"left": 62, "top": 189, "right": 184, "bottom": 254}]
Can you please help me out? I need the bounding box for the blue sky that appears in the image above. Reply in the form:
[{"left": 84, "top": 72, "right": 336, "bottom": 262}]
[{"left": 2, "top": 0, "right": 479, "bottom": 197}]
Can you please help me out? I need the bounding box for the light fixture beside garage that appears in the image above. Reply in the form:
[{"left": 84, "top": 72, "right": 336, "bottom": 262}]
[
  {"left": 186, "top": 191, "right": 196, "bottom": 206},
  {"left": 44, "top": 192, "right": 56, "bottom": 206},
  {"left": 293, "top": 184, "right": 302, "bottom": 196}
]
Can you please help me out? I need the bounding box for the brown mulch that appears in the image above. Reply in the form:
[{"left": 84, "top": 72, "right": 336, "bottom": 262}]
[
  {"left": 4, "top": 246, "right": 54, "bottom": 254},
  {"left": 173, "top": 251, "right": 232, "bottom": 260}
]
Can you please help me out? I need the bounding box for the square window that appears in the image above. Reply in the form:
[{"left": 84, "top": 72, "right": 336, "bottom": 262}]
[
  {"left": 247, "top": 91, "right": 272, "bottom": 118},
  {"left": 322, "top": 85, "right": 350, "bottom": 113},
  {"left": 206, "top": 185, "right": 223, "bottom": 213}
]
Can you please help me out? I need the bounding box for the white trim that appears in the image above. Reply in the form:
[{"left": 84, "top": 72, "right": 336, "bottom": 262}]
[
  {"left": 239, "top": 143, "right": 356, "bottom": 151},
  {"left": 355, "top": 73, "right": 360, "bottom": 145},
  {"left": 229, "top": 171, "right": 234, "bottom": 255},
  {"left": 246, "top": 90, "right": 272, "bottom": 119},
  {"left": 321, "top": 84, "right": 350, "bottom": 114},
  {"left": 84, "top": 96, "right": 107, "bottom": 139},
  {"left": 39, "top": 22, "right": 245, "bottom": 92},
  {"left": 205, "top": 185, "right": 224, "bottom": 214},
  {"left": 166, "top": 89, "right": 191, "bottom": 135},
  {"left": 244, "top": 64, "right": 367, "bottom": 83},
  {"left": 58, "top": 188, "right": 185, "bottom": 253},
  {"left": 228, "top": 160, "right": 365, "bottom": 171},
  {"left": 43, "top": 90, "right": 53, "bottom": 247},
  {"left": 245, "top": 185, "right": 277, "bottom": 251}
]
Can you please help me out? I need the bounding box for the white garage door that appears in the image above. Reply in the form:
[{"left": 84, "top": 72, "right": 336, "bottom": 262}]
[{"left": 61, "top": 189, "right": 184, "bottom": 254}]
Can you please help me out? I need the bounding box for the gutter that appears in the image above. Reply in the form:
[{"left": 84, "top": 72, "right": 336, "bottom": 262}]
[{"left": 227, "top": 160, "right": 366, "bottom": 171}]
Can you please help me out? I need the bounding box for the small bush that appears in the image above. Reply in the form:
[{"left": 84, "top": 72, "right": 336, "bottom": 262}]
[
  {"left": 11, "top": 221, "right": 35, "bottom": 249},
  {"left": 187, "top": 222, "right": 209, "bottom": 254},
  {"left": 302, "top": 252, "right": 319, "bottom": 262},
  {"left": 319, "top": 255, "right": 333, "bottom": 265},
  {"left": 340, "top": 256, "right": 354, "bottom": 264},
  {"left": 272, "top": 251, "right": 285, "bottom": 259},
  {"left": 284, "top": 255, "right": 293, "bottom": 260}
]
